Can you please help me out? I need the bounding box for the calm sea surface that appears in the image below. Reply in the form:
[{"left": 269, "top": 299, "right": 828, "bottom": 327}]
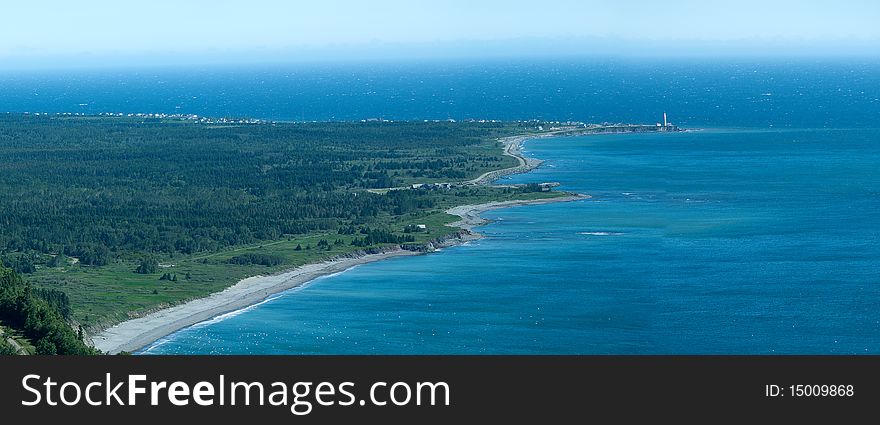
[
  {"left": 3, "top": 59, "right": 878, "bottom": 353},
  {"left": 140, "top": 127, "right": 880, "bottom": 354},
  {"left": 3, "top": 59, "right": 879, "bottom": 127}
]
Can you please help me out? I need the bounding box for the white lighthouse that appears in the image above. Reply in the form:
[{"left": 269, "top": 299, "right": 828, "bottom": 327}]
[{"left": 663, "top": 112, "right": 668, "bottom": 127}]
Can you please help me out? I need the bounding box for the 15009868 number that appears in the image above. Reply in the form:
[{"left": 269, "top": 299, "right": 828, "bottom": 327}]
[{"left": 789, "top": 385, "right": 854, "bottom": 397}]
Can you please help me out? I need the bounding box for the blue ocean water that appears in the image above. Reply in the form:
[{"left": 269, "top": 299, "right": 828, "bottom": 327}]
[
  {"left": 3, "top": 59, "right": 880, "bottom": 127},
  {"left": 140, "top": 126, "right": 880, "bottom": 354},
  {"left": 3, "top": 59, "right": 878, "bottom": 354}
]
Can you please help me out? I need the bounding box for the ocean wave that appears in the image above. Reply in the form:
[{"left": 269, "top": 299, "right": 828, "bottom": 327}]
[
  {"left": 189, "top": 293, "right": 286, "bottom": 329},
  {"left": 140, "top": 337, "right": 173, "bottom": 354},
  {"left": 192, "top": 266, "right": 364, "bottom": 329},
  {"left": 579, "top": 231, "right": 624, "bottom": 236},
  {"left": 144, "top": 263, "right": 368, "bottom": 352},
  {"left": 311, "top": 266, "right": 361, "bottom": 282}
]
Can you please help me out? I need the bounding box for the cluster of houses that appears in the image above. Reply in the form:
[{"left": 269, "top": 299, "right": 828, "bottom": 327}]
[
  {"left": 26, "top": 111, "right": 268, "bottom": 125},
  {"left": 410, "top": 182, "right": 455, "bottom": 190},
  {"left": 537, "top": 182, "right": 557, "bottom": 192},
  {"left": 408, "top": 182, "right": 556, "bottom": 192},
  {"left": 111, "top": 113, "right": 267, "bottom": 124}
]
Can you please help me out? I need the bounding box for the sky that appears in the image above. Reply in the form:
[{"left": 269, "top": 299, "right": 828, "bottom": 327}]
[{"left": 1, "top": 0, "right": 878, "bottom": 68}]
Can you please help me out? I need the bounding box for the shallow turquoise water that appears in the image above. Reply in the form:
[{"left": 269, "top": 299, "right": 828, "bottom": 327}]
[{"left": 143, "top": 127, "right": 880, "bottom": 354}]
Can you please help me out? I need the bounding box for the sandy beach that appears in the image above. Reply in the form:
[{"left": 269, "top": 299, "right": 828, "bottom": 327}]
[
  {"left": 92, "top": 249, "right": 421, "bottom": 353},
  {"left": 465, "top": 133, "right": 557, "bottom": 185},
  {"left": 467, "top": 127, "right": 627, "bottom": 186},
  {"left": 91, "top": 132, "right": 586, "bottom": 354}
]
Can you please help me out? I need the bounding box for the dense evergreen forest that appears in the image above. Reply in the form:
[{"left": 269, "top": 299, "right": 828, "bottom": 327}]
[
  {"left": 0, "top": 115, "right": 557, "bottom": 337},
  {"left": 0, "top": 266, "right": 97, "bottom": 354},
  {"left": 0, "top": 115, "right": 522, "bottom": 266}
]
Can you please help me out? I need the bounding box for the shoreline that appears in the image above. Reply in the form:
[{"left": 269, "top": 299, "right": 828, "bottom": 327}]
[
  {"left": 91, "top": 132, "right": 585, "bottom": 354},
  {"left": 93, "top": 249, "right": 421, "bottom": 354},
  {"left": 446, "top": 195, "right": 588, "bottom": 233},
  {"left": 465, "top": 134, "right": 545, "bottom": 185}
]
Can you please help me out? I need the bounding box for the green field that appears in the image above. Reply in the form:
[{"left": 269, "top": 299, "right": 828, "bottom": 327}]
[{"left": 25, "top": 187, "right": 561, "bottom": 329}]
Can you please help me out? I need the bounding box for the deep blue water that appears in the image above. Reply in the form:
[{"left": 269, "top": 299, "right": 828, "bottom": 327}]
[
  {"left": 2, "top": 59, "right": 880, "bottom": 127},
  {"left": 140, "top": 126, "right": 880, "bottom": 354},
  {"left": 3, "top": 59, "right": 877, "bottom": 354}
]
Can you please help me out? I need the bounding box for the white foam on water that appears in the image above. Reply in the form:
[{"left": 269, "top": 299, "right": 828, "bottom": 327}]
[
  {"left": 189, "top": 293, "right": 286, "bottom": 329},
  {"left": 140, "top": 337, "right": 172, "bottom": 354},
  {"left": 185, "top": 265, "right": 366, "bottom": 330}
]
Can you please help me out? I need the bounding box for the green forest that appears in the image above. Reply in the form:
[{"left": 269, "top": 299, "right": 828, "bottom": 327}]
[
  {"left": 0, "top": 115, "right": 559, "bottom": 353},
  {"left": 1, "top": 266, "right": 97, "bottom": 354}
]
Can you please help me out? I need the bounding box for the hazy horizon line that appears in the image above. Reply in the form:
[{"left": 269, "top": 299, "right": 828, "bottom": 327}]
[{"left": 2, "top": 36, "right": 878, "bottom": 71}]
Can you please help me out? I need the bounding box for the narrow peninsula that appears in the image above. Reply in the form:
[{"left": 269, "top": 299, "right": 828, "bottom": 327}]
[{"left": 0, "top": 114, "right": 679, "bottom": 354}]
